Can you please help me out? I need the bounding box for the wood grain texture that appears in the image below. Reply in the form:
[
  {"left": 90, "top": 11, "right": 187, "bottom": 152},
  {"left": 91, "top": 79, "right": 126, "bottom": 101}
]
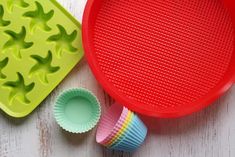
[{"left": 1, "top": 0, "right": 235, "bottom": 157}]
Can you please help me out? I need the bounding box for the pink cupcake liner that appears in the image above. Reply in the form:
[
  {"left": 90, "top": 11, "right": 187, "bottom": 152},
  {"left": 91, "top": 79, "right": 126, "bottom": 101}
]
[
  {"left": 96, "top": 103, "right": 128, "bottom": 144},
  {"left": 105, "top": 111, "right": 134, "bottom": 147},
  {"left": 102, "top": 110, "right": 129, "bottom": 145}
]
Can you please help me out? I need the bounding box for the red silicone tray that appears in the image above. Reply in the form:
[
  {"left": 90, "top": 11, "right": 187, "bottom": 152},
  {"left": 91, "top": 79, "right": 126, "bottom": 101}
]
[{"left": 82, "top": 0, "right": 235, "bottom": 118}]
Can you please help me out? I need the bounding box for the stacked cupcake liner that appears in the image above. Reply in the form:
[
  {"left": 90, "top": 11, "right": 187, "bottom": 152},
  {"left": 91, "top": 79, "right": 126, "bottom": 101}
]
[{"left": 96, "top": 103, "right": 147, "bottom": 152}]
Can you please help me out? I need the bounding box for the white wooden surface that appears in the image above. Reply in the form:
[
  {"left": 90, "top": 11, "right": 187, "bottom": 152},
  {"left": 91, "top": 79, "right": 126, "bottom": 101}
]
[{"left": 1, "top": 1, "right": 235, "bottom": 157}]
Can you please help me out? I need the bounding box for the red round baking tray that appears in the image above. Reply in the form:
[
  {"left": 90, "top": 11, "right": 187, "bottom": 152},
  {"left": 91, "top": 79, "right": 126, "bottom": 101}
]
[{"left": 82, "top": 0, "right": 235, "bottom": 118}]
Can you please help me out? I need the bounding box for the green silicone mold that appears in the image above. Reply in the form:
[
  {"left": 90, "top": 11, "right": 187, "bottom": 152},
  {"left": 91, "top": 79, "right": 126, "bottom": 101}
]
[{"left": 0, "top": 0, "right": 83, "bottom": 118}]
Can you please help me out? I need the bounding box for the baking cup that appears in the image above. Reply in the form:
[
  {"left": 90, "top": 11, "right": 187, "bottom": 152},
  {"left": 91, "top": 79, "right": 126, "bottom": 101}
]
[
  {"left": 54, "top": 88, "right": 101, "bottom": 133},
  {"left": 105, "top": 111, "right": 134, "bottom": 147},
  {"left": 110, "top": 114, "right": 147, "bottom": 152},
  {"left": 96, "top": 103, "right": 128, "bottom": 144},
  {"left": 102, "top": 110, "right": 129, "bottom": 145},
  {"left": 96, "top": 103, "right": 147, "bottom": 152}
]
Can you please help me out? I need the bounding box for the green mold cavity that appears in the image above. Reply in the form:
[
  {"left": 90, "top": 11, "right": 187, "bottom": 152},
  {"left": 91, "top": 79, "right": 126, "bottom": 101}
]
[
  {"left": 47, "top": 24, "right": 77, "bottom": 58},
  {"left": 23, "top": 1, "right": 54, "bottom": 32},
  {"left": 3, "top": 26, "right": 33, "bottom": 59},
  {"left": 30, "top": 51, "right": 60, "bottom": 84},
  {"left": 3, "top": 72, "right": 35, "bottom": 105}
]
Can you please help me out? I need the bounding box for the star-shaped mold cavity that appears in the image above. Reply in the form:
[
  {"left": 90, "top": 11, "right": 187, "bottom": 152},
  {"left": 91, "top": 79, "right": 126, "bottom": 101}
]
[
  {"left": 3, "top": 72, "right": 35, "bottom": 105},
  {"left": 23, "top": 2, "right": 54, "bottom": 33},
  {"left": 0, "top": 57, "right": 9, "bottom": 79},
  {"left": 7, "top": 0, "right": 29, "bottom": 12},
  {"left": 0, "top": 5, "right": 10, "bottom": 27},
  {"left": 47, "top": 24, "right": 77, "bottom": 58},
  {"left": 29, "top": 51, "right": 60, "bottom": 84},
  {"left": 3, "top": 26, "right": 33, "bottom": 59}
]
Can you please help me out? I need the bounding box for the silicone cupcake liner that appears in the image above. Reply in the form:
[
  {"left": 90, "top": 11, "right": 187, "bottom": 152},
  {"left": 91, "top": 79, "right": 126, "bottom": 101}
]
[
  {"left": 54, "top": 88, "right": 101, "bottom": 133},
  {"left": 109, "top": 116, "right": 139, "bottom": 149},
  {"left": 117, "top": 116, "right": 147, "bottom": 150},
  {"left": 110, "top": 114, "right": 147, "bottom": 152},
  {"left": 106, "top": 111, "right": 134, "bottom": 147},
  {"left": 101, "top": 109, "right": 129, "bottom": 145},
  {"left": 96, "top": 103, "right": 121, "bottom": 142},
  {"left": 110, "top": 116, "right": 146, "bottom": 148},
  {"left": 96, "top": 103, "right": 128, "bottom": 144},
  {"left": 96, "top": 102, "right": 147, "bottom": 152},
  {"left": 98, "top": 106, "right": 134, "bottom": 146}
]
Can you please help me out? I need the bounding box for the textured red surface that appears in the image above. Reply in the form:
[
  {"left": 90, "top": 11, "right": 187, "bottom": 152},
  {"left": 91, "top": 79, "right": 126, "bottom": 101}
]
[{"left": 83, "top": 0, "right": 235, "bottom": 117}]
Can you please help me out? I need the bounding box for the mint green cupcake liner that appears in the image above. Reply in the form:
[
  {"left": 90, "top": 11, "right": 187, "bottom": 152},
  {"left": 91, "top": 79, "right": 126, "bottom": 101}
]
[{"left": 54, "top": 88, "right": 101, "bottom": 133}]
